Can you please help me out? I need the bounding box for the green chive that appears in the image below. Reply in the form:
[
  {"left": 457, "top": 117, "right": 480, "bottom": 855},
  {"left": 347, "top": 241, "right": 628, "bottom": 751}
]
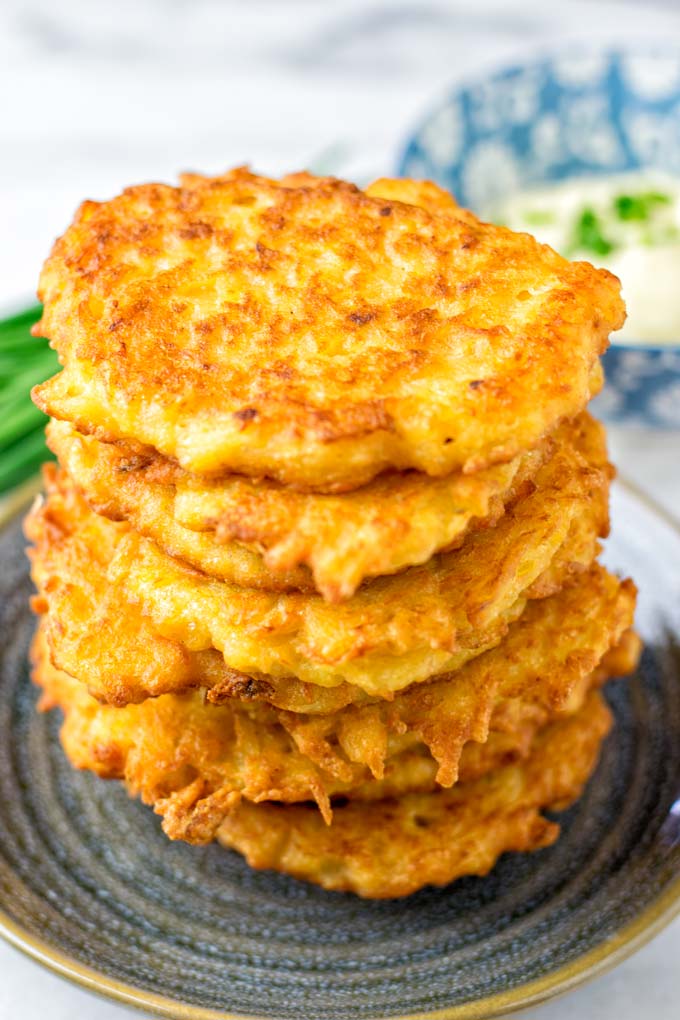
[
  {"left": 0, "top": 357, "right": 57, "bottom": 392},
  {"left": 0, "top": 304, "right": 56, "bottom": 493},
  {"left": 614, "top": 191, "right": 672, "bottom": 221},
  {"left": 570, "top": 207, "right": 615, "bottom": 256},
  {"left": 0, "top": 426, "right": 52, "bottom": 493},
  {"left": 0, "top": 401, "right": 48, "bottom": 453}
]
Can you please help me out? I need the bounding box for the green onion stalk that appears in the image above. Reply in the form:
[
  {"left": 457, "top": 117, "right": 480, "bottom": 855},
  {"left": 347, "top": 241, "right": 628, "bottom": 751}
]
[{"left": 0, "top": 306, "right": 59, "bottom": 496}]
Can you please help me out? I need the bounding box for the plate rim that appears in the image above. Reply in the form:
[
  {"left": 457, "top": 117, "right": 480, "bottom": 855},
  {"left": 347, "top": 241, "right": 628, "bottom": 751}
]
[
  {"left": 1, "top": 476, "right": 679, "bottom": 1020},
  {"left": 1, "top": 874, "right": 680, "bottom": 1020}
]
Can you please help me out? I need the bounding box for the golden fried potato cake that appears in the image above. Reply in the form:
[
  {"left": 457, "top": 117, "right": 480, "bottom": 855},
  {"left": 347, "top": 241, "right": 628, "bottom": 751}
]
[
  {"left": 106, "top": 435, "right": 608, "bottom": 695},
  {"left": 27, "top": 460, "right": 636, "bottom": 793},
  {"left": 215, "top": 693, "right": 613, "bottom": 897},
  {"left": 271, "top": 581, "right": 636, "bottom": 785},
  {"left": 47, "top": 417, "right": 551, "bottom": 601},
  {"left": 26, "top": 466, "right": 198, "bottom": 704},
  {"left": 210, "top": 597, "right": 638, "bottom": 719},
  {"left": 28, "top": 465, "right": 636, "bottom": 776},
  {"left": 31, "top": 624, "right": 616, "bottom": 848},
  {"left": 27, "top": 462, "right": 631, "bottom": 723},
  {"left": 45, "top": 421, "right": 312, "bottom": 595},
  {"left": 32, "top": 168, "right": 624, "bottom": 491},
  {"left": 29, "top": 627, "right": 560, "bottom": 837},
  {"left": 28, "top": 424, "right": 608, "bottom": 699}
]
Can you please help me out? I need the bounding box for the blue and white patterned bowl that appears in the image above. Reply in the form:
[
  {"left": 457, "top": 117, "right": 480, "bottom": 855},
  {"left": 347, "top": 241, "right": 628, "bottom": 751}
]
[{"left": 399, "top": 49, "right": 680, "bottom": 428}]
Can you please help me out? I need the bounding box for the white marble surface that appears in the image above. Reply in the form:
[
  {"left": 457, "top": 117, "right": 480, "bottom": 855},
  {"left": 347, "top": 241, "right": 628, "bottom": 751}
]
[{"left": 1, "top": 1, "right": 679, "bottom": 1017}]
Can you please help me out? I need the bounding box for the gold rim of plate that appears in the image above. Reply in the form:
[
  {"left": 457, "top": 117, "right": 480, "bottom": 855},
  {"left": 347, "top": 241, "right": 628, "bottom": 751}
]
[
  {"left": 0, "top": 474, "right": 678, "bottom": 1020},
  {"left": 1, "top": 855, "right": 679, "bottom": 1020}
]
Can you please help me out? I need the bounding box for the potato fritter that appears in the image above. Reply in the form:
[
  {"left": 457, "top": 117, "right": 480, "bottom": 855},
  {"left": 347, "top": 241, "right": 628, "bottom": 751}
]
[
  {"left": 210, "top": 600, "right": 638, "bottom": 719},
  {"left": 215, "top": 693, "right": 613, "bottom": 897},
  {"left": 33, "top": 617, "right": 622, "bottom": 846},
  {"left": 27, "top": 466, "right": 636, "bottom": 780},
  {"left": 32, "top": 168, "right": 624, "bottom": 490},
  {"left": 27, "top": 468, "right": 636, "bottom": 759},
  {"left": 271, "top": 580, "right": 636, "bottom": 784},
  {"left": 28, "top": 460, "right": 633, "bottom": 727},
  {"left": 46, "top": 417, "right": 550, "bottom": 602},
  {"left": 27, "top": 420, "right": 608, "bottom": 698},
  {"left": 106, "top": 433, "right": 608, "bottom": 695},
  {"left": 33, "top": 623, "right": 606, "bottom": 839}
]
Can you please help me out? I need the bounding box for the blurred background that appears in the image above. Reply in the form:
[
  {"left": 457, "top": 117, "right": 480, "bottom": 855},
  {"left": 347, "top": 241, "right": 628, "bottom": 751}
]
[{"left": 1, "top": 2, "right": 680, "bottom": 1018}]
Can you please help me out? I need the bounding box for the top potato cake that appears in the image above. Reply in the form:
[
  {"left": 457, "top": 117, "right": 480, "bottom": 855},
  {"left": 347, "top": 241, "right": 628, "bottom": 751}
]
[{"left": 32, "top": 168, "right": 624, "bottom": 490}]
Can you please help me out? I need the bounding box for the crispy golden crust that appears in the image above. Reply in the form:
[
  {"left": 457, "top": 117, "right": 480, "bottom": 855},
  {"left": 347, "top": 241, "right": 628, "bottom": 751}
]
[
  {"left": 27, "top": 452, "right": 634, "bottom": 726},
  {"left": 106, "top": 431, "right": 609, "bottom": 695},
  {"left": 47, "top": 417, "right": 550, "bottom": 601},
  {"left": 210, "top": 594, "right": 638, "bottom": 718},
  {"left": 215, "top": 694, "right": 613, "bottom": 897},
  {"left": 27, "top": 420, "right": 608, "bottom": 698},
  {"left": 32, "top": 617, "right": 624, "bottom": 849},
  {"left": 598, "top": 627, "right": 642, "bottom": 677},
  {"left": 46, "top": 420, "right": 313, "bottom": 595},
  {"left": 33, "top": 623, "right": 607, "bottom": 840},
  {"left": 27, "top": 469, "right": 637, "bottom": 786},
  {"left": 26, "top": 468, "right": 195, "bottom": 704},
  {"left": 27, "top": 465, "right": 636, "bottom": 774},
  {"left": 271, "top": 581, "right": 637, "bottom": 784},
  {"left": 32, "top": 168, "right": 624, "bottom": 490},
  {"left": 27, "top": 465, "right": 636, "bottom": 744}
]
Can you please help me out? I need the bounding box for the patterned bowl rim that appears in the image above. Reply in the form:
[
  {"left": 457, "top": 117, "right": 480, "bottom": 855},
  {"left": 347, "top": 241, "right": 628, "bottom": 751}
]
[
  {"left": 397, "top": 45, "right": 680, "bottom": 357},
  {"left": 607, "top": 342, "right": 680, "bottom": 353},
  {"left": 607, "top": 340, "right": 680, "bottom": 352},
  {"left": 2, "top": 478, "right": 680, "bottom": 1018}
]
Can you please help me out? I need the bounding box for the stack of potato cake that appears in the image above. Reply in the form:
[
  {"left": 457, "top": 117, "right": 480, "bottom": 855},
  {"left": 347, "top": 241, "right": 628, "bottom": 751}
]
[{"left": 25, "top": 169, "right": 639, "bottom": 899}]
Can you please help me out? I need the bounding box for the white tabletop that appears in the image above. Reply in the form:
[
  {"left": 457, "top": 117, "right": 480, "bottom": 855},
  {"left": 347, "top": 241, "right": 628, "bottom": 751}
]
[{"left": 1, "top": 1, "right": 680, "bottom": 1016}]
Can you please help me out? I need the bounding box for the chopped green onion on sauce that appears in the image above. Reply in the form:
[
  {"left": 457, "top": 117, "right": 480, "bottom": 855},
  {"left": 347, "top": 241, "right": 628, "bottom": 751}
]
[
  {"left": 489, "top": 173, "right": 680, "bottom": 344},
  {"left": 570, "top": 208, "right": 615, "bottom": 256},
  {"left": 614, "top": 191, "right": 671, "bottom": 221}
]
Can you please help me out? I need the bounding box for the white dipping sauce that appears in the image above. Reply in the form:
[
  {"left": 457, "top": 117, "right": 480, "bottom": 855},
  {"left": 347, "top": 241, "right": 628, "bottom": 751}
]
[{"left": 490, "top": 173, "right": 680, "bottom": 345}]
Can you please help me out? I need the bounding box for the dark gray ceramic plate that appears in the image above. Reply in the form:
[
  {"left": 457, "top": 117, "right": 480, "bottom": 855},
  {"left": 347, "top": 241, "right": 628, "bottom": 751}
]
[{"left": 0, "top": 480, "right": 679, "bottom": 1020}]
